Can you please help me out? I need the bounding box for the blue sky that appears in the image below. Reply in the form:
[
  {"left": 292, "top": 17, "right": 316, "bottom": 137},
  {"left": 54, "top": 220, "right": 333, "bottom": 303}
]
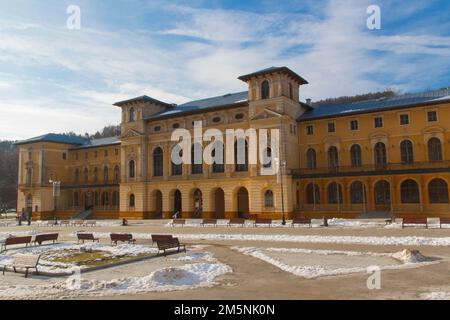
[{"left": 0, "top": 0, "right": 449, "bottom": 140}]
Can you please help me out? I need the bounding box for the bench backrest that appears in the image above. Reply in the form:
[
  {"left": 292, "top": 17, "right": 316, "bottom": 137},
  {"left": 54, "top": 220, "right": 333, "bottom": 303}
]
[
  {"left": 60, "top": 220, "right": 70, "bottom": 225},
  {"left": 77, "top": 233, "right": 95, "bottom": 240},
  {"left": 293, "top": 218, "right": 312, "bottom": 224},
  {"left": 255, "top": 218, "right": 272, "bottom": 224},
  {"left": 403, "top": 218, "right": 427, "bottom": 224},
  {"left": 156, "top": 237, "right": 180, "bottom": 249},
  {"left": 14, "top": 254, "right": 40, "bottom": 267},
  {"left": 152, "top": 234, "right": 173, "bottom": 242},
  {"left": 202, "top": 219, "right": 217, "bottom": 224},
  {"left": 35, "top": 234, "right": 58, "bottom": 242},
  {"left": 110, "top": 233, "right": 133, "bottom": 241},
  {"left": 229, "top": 218, "right": 245, "bottom": 224},
  {"left": 440, "top": 217, "right": 450, "bottom": 223},
  {"left": 172, "top": 219, "right": 186, "bottom": 224},
  {"left": 5, "top": 236, "right": 32, "bottom": 246},
  {"left": 73, "top": 220, "right": 84, "bottom": 225},
  {"left": 85, "top": 221, "right": 96, "bottom": 225}
]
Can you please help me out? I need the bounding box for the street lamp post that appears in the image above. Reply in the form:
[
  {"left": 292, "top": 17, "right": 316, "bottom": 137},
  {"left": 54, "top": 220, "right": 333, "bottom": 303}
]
[
  {"left": 49, "top": 180, "right": 60, "bottom": 224},
  {"left": 276, "top": 158, "right": 287, "bottom": 226}
]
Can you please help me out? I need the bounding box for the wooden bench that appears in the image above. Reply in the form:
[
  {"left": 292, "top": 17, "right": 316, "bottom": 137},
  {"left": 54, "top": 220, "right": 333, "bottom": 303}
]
[
  {"left": 2, "top": 254, "right": 40, "bottom": 278},
  {"left": 84, "top": 221, "right": 96, "bottom": 227},
  {"left": 402, "top": 217, "right": 428, "bottom": 229},
  {"left": 228, "top": 218, "right": 246, "bottom": 227},
  {"left": 34, "top": 233, "right": 58, "bottom": 245},
  {"left": 155, "top": 237, "right": 186, "bottom": 256},
  {"left": 291, "top": 218, "right": 312, "bottom": 228},
  {"left": 171, "top": 219, "right": 186, "bottom": 227},
  {"left": 72, "top": 220, "right": 84, "bottom": 227},
  {"left": 254, "top": 218, "right": 272, "bottom": 227},
  {"left": 1, "top": 236, "right": 32, "bottom": 251},
  {"left": 110, "top": 233, "right": 136, "bottom": 245},
  {"left": 440, "top": 218, "right": 450, "bottom": 228},
  {"left": 45, "top": 220, "right": 56, "bottom": 227},
  {"left": 60, "top": 220, "right": 70, "bottom": 227},
  {"left": 151, "top": 234, "right": 173, "bottom": 244},
  {"left": 201, "top": 219, "right": 218, "bottom": 227},
  {"left": 77, "top": 233, "right": 99, "bottom": 243}
]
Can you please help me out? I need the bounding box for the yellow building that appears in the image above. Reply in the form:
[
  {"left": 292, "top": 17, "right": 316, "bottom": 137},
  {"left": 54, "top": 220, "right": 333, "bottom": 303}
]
[{"left": 15, "top": 67, "right": 450, "bottom": 220}]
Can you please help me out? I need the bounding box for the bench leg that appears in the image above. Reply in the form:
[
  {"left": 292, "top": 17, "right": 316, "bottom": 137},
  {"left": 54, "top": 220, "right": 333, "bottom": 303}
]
[
  {"left": 25, "top": 268, "right": 29, "bottom": 278},
  {"left": 13, "top": 267, "right": 16, "bottom": 273},
  {"left": 2, "top": 265, "right": 5, "bottom": 275}
]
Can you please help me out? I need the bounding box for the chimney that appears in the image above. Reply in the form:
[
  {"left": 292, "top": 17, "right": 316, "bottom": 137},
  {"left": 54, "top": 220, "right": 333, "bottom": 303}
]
[{"left": 306, "top": 98, "right": 312, "bottom": 105}]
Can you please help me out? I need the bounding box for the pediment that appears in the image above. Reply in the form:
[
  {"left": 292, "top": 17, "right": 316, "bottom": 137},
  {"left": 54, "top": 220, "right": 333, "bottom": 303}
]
[
  {"left": 251, "top": 108, "right": 283, "bottom": 121},
  {"left": 121, "top": 129, "right": 143, "bottom": 139}
]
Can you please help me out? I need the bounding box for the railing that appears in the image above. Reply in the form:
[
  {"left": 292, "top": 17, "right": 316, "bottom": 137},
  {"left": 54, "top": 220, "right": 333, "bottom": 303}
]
[
  {"left": 292, "top": 160, "right": 450, "bottom": 177},
  {"left": 298, "top": 203, "right": 450, "bottom": 213}
]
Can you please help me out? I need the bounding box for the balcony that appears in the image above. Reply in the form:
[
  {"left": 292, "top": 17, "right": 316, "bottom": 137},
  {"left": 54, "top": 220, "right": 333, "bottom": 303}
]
[{"left": 292, "top": 160, "right": 450, "bottom": 178}]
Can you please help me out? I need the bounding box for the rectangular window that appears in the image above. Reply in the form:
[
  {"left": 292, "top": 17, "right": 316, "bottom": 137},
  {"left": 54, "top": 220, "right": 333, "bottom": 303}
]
[
  {"left": 104, "top": 150, "right": 108, "bottom": 157},
  {"left": 115, "top": 148, "right": 119, "bottom": 156},
  {"left": 306, "top": 125, "right": 314, "bottom": 136},
  {"left": 62, "top": 153, "right": 67, "bottom": 160},
  {"left": 400, "top": 114, "right": 409, "bottom": 125},
  {"left": 350, "top": 120, "right": 359, "bottom": 131},
  {"left": 427, "top": 111, "right": 437, "bottom": 122},
  {"left": 75, "top": 153, "right": 79, "bottom": 161},
  {"left": 327, "top": 122, "right": 336, "bottom": 133},
  {"left": 374, "top": 117, "right": 383, "bottom": 128},
  {"left": 84, "top": 152, "right": 88, "bottom": 159},
  {"left": 94, "top": 151, "right": 98, "bottom": 158}
]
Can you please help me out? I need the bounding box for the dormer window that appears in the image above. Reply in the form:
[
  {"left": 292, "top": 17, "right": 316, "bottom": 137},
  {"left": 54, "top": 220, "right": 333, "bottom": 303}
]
[
  {"left": 129, "top": 107, "right": 136, "bottom": 122},
  {"left": 261, "top": 80, "right": 270, "bottom": 99},
  {"left": 235, "top": 113, "right": 244, "bottom": 120}
]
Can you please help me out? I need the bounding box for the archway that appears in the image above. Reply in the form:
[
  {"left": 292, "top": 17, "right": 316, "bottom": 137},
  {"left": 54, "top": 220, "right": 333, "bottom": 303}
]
[
  {"left": 173, "top": 190, "right": 182, "bottom": 216},
  {"left": 193, "top": 189, "right": 203, "bottom": 218},
  {"left": 214, "top": 188, "right": 225, "bottom": 219},
  {"left": 26, "top": 194, "right": 33, "bottom": 213},
  {"left": 155, "top": 190, "right": 163, "bottom": 218},
  {"left": 374, "top": 180, "right": 391, "bottom": 211},
  {"left": 237, "top": 187, "right": 249, "bottom": 218}
]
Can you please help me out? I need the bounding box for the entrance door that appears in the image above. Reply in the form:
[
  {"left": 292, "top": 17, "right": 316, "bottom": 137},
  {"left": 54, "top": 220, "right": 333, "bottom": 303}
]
[
  {"left": 237, "top": 187, "right": 249, "bottom": 218},
  {"left": 174, "top": 190, "right": 182, "bottom": 215},
  {"left": 214, "top": 188, "right": 225, "bottom": 219}
]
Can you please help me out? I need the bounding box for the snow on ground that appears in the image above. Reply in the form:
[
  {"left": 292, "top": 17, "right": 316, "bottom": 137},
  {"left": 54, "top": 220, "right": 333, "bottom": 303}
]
[
  {"left": 233, "top": 247, "right": 438, "bottom": 279},
  {"left": 67, "top": 232, "right": 450, "bottom": 247},
  {"left": 0, "top": 248, "right": 232, "bottom": 299},
  {"left": 420, "top": 292, "right": 450, "bottom": 300},
  {"left": 0, "top": 243, "right": 159, "bottom": 275},
  {"left": 165, "top": 218, "right": 449, "bottom": 229}
]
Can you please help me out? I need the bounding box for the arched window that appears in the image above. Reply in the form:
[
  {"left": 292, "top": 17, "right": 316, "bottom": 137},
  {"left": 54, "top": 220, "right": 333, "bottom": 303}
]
[
  {"left": 129, "top": 160, "right": 135, "bottom": 178},
  {"left": 153, "top": 147, "right": 164, "bottom": 177},
  {"left": 212, "top": 141, "right": 225, "bottom": 173},
  {"left": 350, "top": 181, "right": 365, "bottom": 204},
  {"left": 112, "top": 191, "right": 119, "bottom": 207},
  {"left": 114, "top": 165, "right": 120, "bottom": 182},
  {"left": 191, "top": 143, "right": 203, "bottom": 174},
  {"left": 306, "top": 183, "right": 320, "bottom": 204},
  {"left": 264, "top": 190, "right": 274, "bottom": 207},
  {"left": 129, "top": 194, "right": 135, "bottom": 208},
  {"left": 306, "top": 149, "right": 317, "bottom": 169},
  {"left": 83, "top": 168, "right": 88, "bottom": 183},
  {"left": 103, "top": 166, "right": 109, "bottom": 183},
  {"left": 73, "top": 192, "right": 79, "bottom": 207},
  {"left": 374, "top": 180, "right": 391, "bottom": 205},
  {"left": 171, "top": 145, "right": 183, "bottom": 176},
  {"left": 328, "top": 182, "right": 343, "bottom": 204},
  {"left": 26, "top": 168, "right": 32, "bottom": 185},
  {"left": 261, "top": 80, "right": 270, "bottom": 99},
  {"left": 262, "top": 147, "right": 272, "bottom": 169},
  {"left": 235, "top": 140, "right": 248, "bottom": 172},
  {"left": 374, "top": 142, "right": 387, "bottom": 168},
  {"left": 328, "top": 146, "right": 339, "bottom": 169},
  {"left": 350, "top": 145, "right": 362, "bottom": 167},
  {"left": 428, "top": 138, "right": 443, "bottom": 161},
  {"left": 74, "top": 168, "right": 79, "bottom": 183},
  {"left": 101, "top": 192, "right": 109, "bottom": 206},
  {"left": 429, "top": 179, "right": 449, "bottom": 203},
  {"left": 400, "top": 140, "right": 414, "bottom": 164},
  {"left": 129, "top": 107, "right": 136, "bottom": 122},
  {"left": 401, "top": 179, "right": 420, "bottom": 203},
  {"left": 93, "top": 167, "right": 98, "bottom": 183}
]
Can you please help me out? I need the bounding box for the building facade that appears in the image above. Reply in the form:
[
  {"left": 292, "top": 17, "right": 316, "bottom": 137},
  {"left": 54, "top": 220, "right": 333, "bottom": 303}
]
[{"left": 15, "top": 67, "right": 450, "bottom": 220}]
